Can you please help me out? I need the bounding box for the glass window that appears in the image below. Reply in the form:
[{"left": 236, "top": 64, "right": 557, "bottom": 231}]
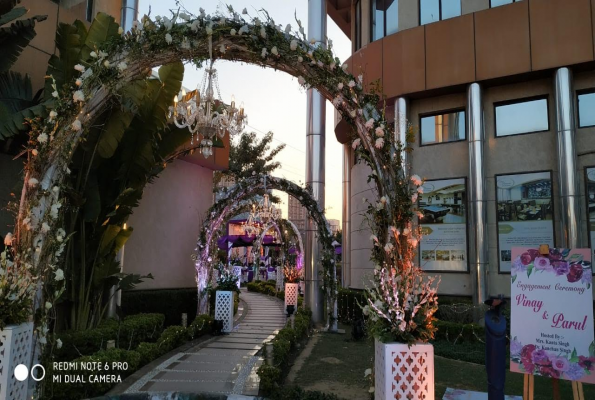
[
  {"left": 372, "top": 0, "right": 399, "bottom": 41},
  {"left": 491, "top": 0, "right": 522, "bottom": 8},
  {"left": 355, "top": 1, "right": 362, "bottom": 50},
  {"left": 495, "top": 98, "right": 549, "bottom": 137},
  {"left": 421, "top": 0, "right": 461, "bottom": 25},
  {"left": 578, "top": 91, "right": 595, "bottom": 128},
  {"left": 372, "top": 0, "right": 385, "bottom": 41},
  {"left": 420, "top": 110, "right": 466, "bottom": 145},
  {"left": 386, "top": 0, "right": 399, "bottom": 35}
]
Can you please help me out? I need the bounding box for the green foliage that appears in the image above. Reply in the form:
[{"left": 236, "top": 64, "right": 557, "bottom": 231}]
[
  {"left": 258, "top": 364, "right": 282, "bottom": 395},
  {"left": 0, "top": 5, "right": 47, "bottom": 73},
  {"left": 121, "top": 288, "right": 198, "bottom": 327},
  {"left": 187, "top": 314, "right": 214, "bottom": 340},
  {"left": 136, "top": 341, "right": 159, "bottom": 366},
  {"left": 337, "top": 287, "right": 366, "bottom": 323},
  {"left": 156, "top": 325, "right": 188, "bottom": 352},
  {"left": 271, "top": 387, "right": 342, "bottom": 400},
  {"left": 434, "top": 320, "right": 485, "bottom": 343}
]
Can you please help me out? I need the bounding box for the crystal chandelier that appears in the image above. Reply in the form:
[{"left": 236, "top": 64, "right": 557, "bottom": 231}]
[
  {"left": 242, "top": 176, "right": 281, "bottom": 235},
  {"left": 168, "top": 59, "right": 247, "bottom": 158}
]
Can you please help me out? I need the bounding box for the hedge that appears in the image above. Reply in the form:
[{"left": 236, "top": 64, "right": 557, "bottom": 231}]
[
  {"left": 247, "top": 280, "right": 305, "bottom": 308},
  {"left": 55, "top": 313, "right": 165, "bottom": 362},
  {"left": 336, "top": 287, "right": 366, "bottom": 323},
  {"left": 44, "top": 314, "right": 214, "bottom": 400},
  {"left": 121, "top": 288, "right": 198, "bottom": 327},
  {"left": 434, "top": 320, "right": 485, "bottom": 343},
  {"left": 258, "top": 308, "right": 312, "bottom": 396}
]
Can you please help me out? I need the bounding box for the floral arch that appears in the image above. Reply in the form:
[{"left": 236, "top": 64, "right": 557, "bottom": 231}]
[
  {"left": 8, "top": 5, "right": 438, "bottom": 346},
  {"left": 194, "top": 175, "right": 334, "bottom": 314}
]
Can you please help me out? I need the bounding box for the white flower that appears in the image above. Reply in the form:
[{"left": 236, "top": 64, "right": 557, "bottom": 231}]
[
  {"left": 352, "top": 138, "right": 361, "bottom": 149},
  {"left": 411, "top": 193, "right": 418, "bottom": 202},
  {"left": 220, "top": 44, "right": 226, "bottom": 54},
  {"left": 341, "top": 63, "right": 348, "bottom": 71},
  {"left": 118, "top": 26, "right": 124, "bottom": 34},
  {"left": 45, "top": 302, "right": 52, "bottom": 310},
  {"left": 261, "top": 47, "right": 268, "bottom": 58},
  {"left": 403, "top": 227, "right": 410, "bottom": 235},
  {"left": 375, "top": 137, "right": 384, "bottom": 148},
  {"left": 90, "top": 51, "right": 98, "bottom": 58},
  {"left": 362, "top": 306, "right": 370, "bottom": 316},
  {"left": 103, "top": 60, "right": 110, "bottom": 67},
  {"left": 384, "top": 242, "right": 394, "bottom": 252},
  {"left": 56, "top": 338, "right": 63, "bottom": 349},
  {"left": 162, "top": 17, "right": 173, "bottom": 30},
  {"left": 199, "top": 7, "right": 205, "bottom": 16},
  {"left": 52, "top": 186, "right": 59, "bottom": 194},
  {"left": 358, "top": 74, "right": 363, "bottom": 83},
  {"left": 410, "top": 174, "right": 422, "bottom": 186},
  {"left": 75, "top": 79, "right": 82, "bottom": 86},
  {"left": 39, "top": 336, "right": 47, "bottom": 345},
  {"left": 239, "top": 25, "right": 249, "bottom": 35},
  {"left": 298, "top": 76, "right": 306, "bottom": 86},
  {"left": 337, "top": 82, "right": 344, "bottom": 90},
  {"left": 332, "top": 97, "right": 341, "bottom": 106},
  {"left": 50, "top": 203, "right": 61, "bottom": 219},
  {"left": 190, "top": 20, "right": 201, "bottom": 32},
  {"left": 32, "top": 149, "right": 38, "bottom": 156},
  {"left": 271, "top": 46, "right": 278, "bottom": 55},
  {"left": 179, "top": 12, "right": 190, "bottom": 21},
  {"left": 74, "top": 64, "right": 85, "bottom": 72},
  {"left": 241, "top": 7, "right": 248, "bottom": 14},
  {"left": 71, "top": 119, "right": 82, "bottom": 131},
  {"left": 41, "top": 222, "right": 50, "bottom": 233},
  {"left": 73, "top": 90, "right": 85, "bottom": 102},
  {"left": 369, "top": 387, "right": 375, "bottom": 394},
  {"left": 348, "top": 80, "right": 356, "bottom": 88},
  {"left": 54, "top": 268, "right": 64, "bottom": 281},
  {"left": 98, "top": 50, "right": 108, "bottom": 59},
  {"left": 417, "top": 186, "right": 424, "bottom": 194},
  {"left": 380, "top": 196, "right": 387, "bottom": 204},
  {"left": 375, "top": 126, "right": 384, "bottom": 137},
  {"left": 37, "top": 132, "right": 48, "bottom": 143},
  {"left": 206, "top": 25, "right": 213, "bottom": 35},
  {"left": 349, "top": 110, "right": 356, "bottom": 118},
  {"left": 310, "top": 38, "right": 316, "bottom": 44},
  {"left": 329, "top": 62, "right": 336, "bottom": 71},
  {"left": 3, "top": 232, "right": 13, "bottom": 246},
  {"left": 49, "top": 110, "right": 58, "bottom": 121},
  {"left": 52, "top": 90, "right": 59, "bottom": 98},
  {"left": 117, "top": 61, "right": 127, "bottom": 71},
  {"left": 297, "top": 56, "right": 303, "bottom": 62},
  {"left": 165, "top": 33, "right": 172, "bottom": 44},
  {"left": 409, "top": 238, "right": 418, "bottom": 247},
  {"left": 365, "top": 118, "right": 374, "bottom": 129},
  {"left": 230, "top": 28, "right": 236, "bottom": 35},
  {"left": 370, "top": 234, "right": 378, "bottom": 243},
  {"left": 260, "top": 26, "right": 266, "bottom": 38}
]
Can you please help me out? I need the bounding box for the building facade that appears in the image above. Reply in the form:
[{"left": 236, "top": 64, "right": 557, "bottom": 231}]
[
  {"left": 330, "top": 0, "right": 595, "bottom": 302},
  {"left": 288, "top": 194, "right": 307, "bottom": 236},
  {"left": 328, "top": 218, "right": 341, "bottom": 235}
]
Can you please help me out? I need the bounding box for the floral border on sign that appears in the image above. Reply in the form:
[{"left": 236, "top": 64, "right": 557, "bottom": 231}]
[{"left": 511, "top": 248, "right": 593, "bottom": 287}]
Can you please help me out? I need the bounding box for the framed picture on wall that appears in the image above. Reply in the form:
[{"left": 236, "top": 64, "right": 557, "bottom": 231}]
[
  {"left": 418, "top": 177, "right": 469, "bottom": 272},
  {"left": 495, "top": 170, "right": 555, "bottom": 273},
  {"left": 583, "top": 166, "right": 595, "bottom": 272}
]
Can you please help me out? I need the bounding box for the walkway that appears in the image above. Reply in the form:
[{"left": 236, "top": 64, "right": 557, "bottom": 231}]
[{"left": 123, "top": 289, "right": 286, "bottom": 397}]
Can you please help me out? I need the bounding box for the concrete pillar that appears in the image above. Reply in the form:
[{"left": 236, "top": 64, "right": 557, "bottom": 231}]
[
  {"left": 394, "top": 97, "right": 409, "bottom": 177},
  {"left": 554, "top": 68, "right": 583, "bottom": 248},
  {"left": 305, "top": 0, "right": 327, "bottom": 325},
  {"left": 467, "top": 83, "right": 488, "bottom": 304},
  {"left": 342, "top": 144, "right": 351, "bottom": 288}
]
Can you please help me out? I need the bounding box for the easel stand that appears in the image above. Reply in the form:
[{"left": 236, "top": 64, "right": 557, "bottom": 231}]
[{"left": 523, "top": 375, "right": 584, "bottom": 400}]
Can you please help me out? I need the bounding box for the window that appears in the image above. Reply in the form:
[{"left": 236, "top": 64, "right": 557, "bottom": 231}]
[
  {"left": 490, "top": 0, "right": 523, "bottom": 8},
  {"left": 495, "top": 97, "right": 549, "bottom": 137},
  {"left": 420, "top": 0, "right": 461, "bottom": 26},
  {"left": 355, "top": 1, "right": 362, "bottom": 50},
  {"left": 578, "top": 91, "right": 595, "bottom": 128},
  {"left": 86, "top": 0, "right": 94, "bottom": 22},
  {"left": 420, "top": 110, "right": 466, "bottom": 145},
  {"left": 372, "top": 0, "right": 399, "bottom": 41}
]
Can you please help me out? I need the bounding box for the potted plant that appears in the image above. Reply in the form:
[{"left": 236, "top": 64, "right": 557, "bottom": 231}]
[
  {"left": 213, "top": 263, "right": 240, "bottom": 333},
  {"left": 283, "top": 264, "right": 300, "bottom": 310},
  {"left": 1, "top": 237, "right": 36, "bottom": 400}
]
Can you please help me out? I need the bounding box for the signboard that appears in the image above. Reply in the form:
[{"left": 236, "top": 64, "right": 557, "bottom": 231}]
[
  {"left": 496, "top": 171, "right": 555, "bottom": 272},
  {"left": 510, "top": 247, "right": 595, "bottom": 384},
  {"left": 585, "top": 167, "right": 595, "bottom": 261},
  {"left": 418, "top": 178, "right": 468, "bottom": 272}
]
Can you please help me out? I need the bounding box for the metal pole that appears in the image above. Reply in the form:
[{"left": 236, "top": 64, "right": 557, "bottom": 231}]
[
  {"left": 342, "top": 144, "right": 351, "bottom": 288},
  {"left": 467, "top": 83, "right": 488, "bottom": 305},
  {"left": 554, "top": 68, "right": 583, "bottom": 248},
  {"left": 305, "top": 0, "right": 327, "bottom": 325},
  {"left": 395, "top": 97, "right": 409, "bottom": 178}
]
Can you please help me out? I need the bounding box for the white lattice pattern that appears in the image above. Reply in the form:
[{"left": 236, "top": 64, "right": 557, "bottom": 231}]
[
  {"left": 214, "top": 291, "right": 235, "bottom": 333},
  {"left": 233, "top": 266, "right": 242, "bottom": 288},
  {"left": 0, "top": 322, "right": 33, "bottom": 400},
  {"left": 375, "top": 340, "right": 434, "bottom": 400},
  {"left": 276, "top": 266, "right": 283, "bottom": 290},
  {"left": 268, "top": 272, "right": 276, "bottom": 282},
  {"left": 284, "top": 283, "right": 299, "bottom": 309}
]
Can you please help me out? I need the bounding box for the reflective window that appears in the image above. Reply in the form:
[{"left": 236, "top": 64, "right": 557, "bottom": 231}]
[
  {"left": 420, "top": 0, "right": 461, "bottom": 26},
  {"left": 355, "top": 0, "right": 362, "bottom": 50},
  {"left": 372, "top": 0, "right": 399, "bottom": 41},
  {"left": 491, "top": 0, "right": 522, "bottom": 8},
  {"left": 578, "top": 91, "right": 595, "bottom": 128},
  {"left": 420, "top": 110, "right": 466, "bottom": 145},
  {"left": 495, "top": 98, "right": 549, "bottom": 137}
]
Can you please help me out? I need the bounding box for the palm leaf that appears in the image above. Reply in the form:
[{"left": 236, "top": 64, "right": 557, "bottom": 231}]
[
  {"left": 81, "top": 12, "right": 119, "bottom": 61},
  {"left": 97, "top": 108, "right": 134, "bottom": 158},
  {"left": 0, "top": 15, "right": 47, "bottom": 72},
  {"left": 0, "top": 6, "right": 26, "bottom": 26}
]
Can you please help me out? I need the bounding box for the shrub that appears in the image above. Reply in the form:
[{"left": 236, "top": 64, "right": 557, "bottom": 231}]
[
  {"left": 136, "top": 342, "right": 160, "bottom": 366},
  {"left": 157, "top": 325, "right": 188, "bottom": 353},
  {"left": 188, "top": 314, "right": 214, "bottom": 340},
  {"left": 121, "top": 288, "right": 197, "bottom": 327},
  {"left": 257, "top": 364, "right": 281, "bottom": 395},
  {"left": 337, "top": 287, "right": 366, "bottom": 323},
  {"left": 434, "top": 320, "right": 485, "bottom": 343}
]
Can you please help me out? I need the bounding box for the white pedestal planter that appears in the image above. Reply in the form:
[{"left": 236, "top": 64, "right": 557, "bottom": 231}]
[
  {"left": 232, "top": 266, "right": 242, "bottom": 288},
  {"left": 374, "top": 339, "right": 434, "bottom": 400},
  {"left": 0, "top": 322, "right": 34, "bottom": 400},
  {"left": 284, "top": 283, "right": 299, "bottom": 310},
  {"left": 276, "top": 266, "right": 283, "bottom": 291},
  {"left": 214, "top": 291, "right": 235, "bottom": 333}
]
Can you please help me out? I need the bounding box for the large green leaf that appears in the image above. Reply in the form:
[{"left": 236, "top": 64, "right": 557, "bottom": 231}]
[
  {"left": 113, "top": 226, "right": 133, "bottom": 254},
  {"left": 0, "top": 6, "right": 26, "bottom": 27},
  {"left": 98, "top": 224, "right": 121, "bottom": 256},
  {"left": 97, "top": 108, "right": 134, "bottom": 158},
  {"left": 0, "top": 15, "right": 47, "bottom": 72},
  {"left": 81, "top": 12, "right": 119, "bottom": 61},
  {"left": 151, "top": 62, "right": 184, "bottom": 130},
  {"left": 83, "top": 172, "right": 101, "bottom": 222}
]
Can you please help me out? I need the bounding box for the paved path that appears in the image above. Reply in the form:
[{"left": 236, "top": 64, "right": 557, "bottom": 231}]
[{"left": 123, "top": 289, "right": 286, "bottom": 397}]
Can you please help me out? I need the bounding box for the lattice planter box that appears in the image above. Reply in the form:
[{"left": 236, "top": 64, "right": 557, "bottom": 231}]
[
  {"left": 374, "top": 339, "right": 434, "bottom": 400},
  {"left": 284, "top": 283, "right": 299, "bottom": 310},
  {"left": 214, "top": 291, "right": 235, "bottom": 333},
  {"left": 0, "top": 322, "right": 34, "bottom": 400}
]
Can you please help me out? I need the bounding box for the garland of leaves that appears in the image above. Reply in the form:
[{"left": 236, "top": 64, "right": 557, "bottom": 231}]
[{"left": 194, "top": 174, "right": 334, "bottom": 314}]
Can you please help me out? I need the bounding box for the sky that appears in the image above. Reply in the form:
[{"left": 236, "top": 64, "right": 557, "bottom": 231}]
[{"left": 138, "top": 0, "right": 351, "bottom": 224}]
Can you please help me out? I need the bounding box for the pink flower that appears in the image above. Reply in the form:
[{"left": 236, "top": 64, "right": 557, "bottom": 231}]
[
  {"left": 567, "top": 262, "right": 584, "bottom": 283},
  {"left": 534, "top": 256, "right": 552, "bottom": 271},
  {"left": 365, "top": 118, "right": 374, "bottom": 129},
  {"left": 520, "top": 252, "right": 532, "bottom": 265},
  {"left": 551, "top": 357, "right": 570, "bottom": 372},
  {"left": 375, "top": 138, "right": 384, "bottom": 148},
  {"left": 352, "top": 138, "right": 361, "bottom": 149}
]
